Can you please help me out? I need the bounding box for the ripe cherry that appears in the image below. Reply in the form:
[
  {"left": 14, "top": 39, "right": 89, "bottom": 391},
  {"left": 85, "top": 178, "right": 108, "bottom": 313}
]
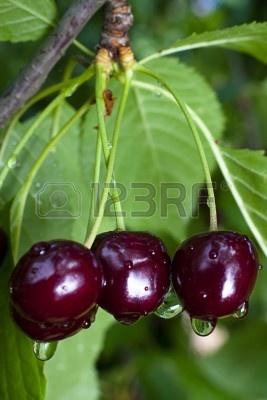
[
  {"left": 92, "top": 230, "right": 171, "bottom": 324},
  {"left": 9, "top": 239, "right": 103, "bottom": 340},
  {"left": 171, "top": 231, "right": 259, "bottom": 322}
]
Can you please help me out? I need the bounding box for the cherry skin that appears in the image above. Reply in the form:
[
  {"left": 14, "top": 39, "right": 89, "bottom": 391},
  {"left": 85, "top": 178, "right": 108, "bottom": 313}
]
[
  {"left": 9, "top": 240, "right": 103, "bottom": 332},
  {"left": 10, "top": 305, "right": 98, "bottom": 342},
  {"left": 0, "top": 228, "right": 8, "bottom": 265},
  {"left": 92, "top": 230, "right": 171, "bottom": 324},
  {"left": 171, "top": 231, "right": 259, "bottom": 321}
]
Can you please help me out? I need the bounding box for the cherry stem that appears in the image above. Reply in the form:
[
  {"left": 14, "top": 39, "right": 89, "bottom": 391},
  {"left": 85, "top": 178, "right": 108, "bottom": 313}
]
[
  {"left": 88, "top": 55, "right": 126, "bottom": 232},
  {"left": 85, "top": 67, "right": 132, "bottom": 248},
  {"left": 134, "top": 65, "right": 218, "bottom": 232}
]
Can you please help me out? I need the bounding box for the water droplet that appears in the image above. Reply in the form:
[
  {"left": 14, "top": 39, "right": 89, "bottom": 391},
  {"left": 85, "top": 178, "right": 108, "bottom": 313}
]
[
  {"left": 38, "top": 321, "right": 53, "bottom": 329},
  {"left": 155, "top": 287, "right": 184, "bottom": 319},
  {"left": 233, "top": 301, "right": 249, "bottom": 319},
  {"left": 144, "top": 286, "right": 149, "bottom": 291},
  {"left": 152, "top": 91, "right": 163, "bottom": 98},
  {"left": 124, "top": 260, "right": 133, "bottom": 269},
  {"left": 35, "top": 182, "right": 41, "bottom": 189},
  {"left": 107, "top": 140, "right": 112, "bottom": 150},
  {"left": 30, "top": 242, "right": 50, "bottom": 256},
  {"left": 31, "top": 267, "right": 38, "bottom": 274},
  {"left": 209, "top": 250, "right": 218, "bottom": 259},
  {"left": 82, "top": 320, "right": 91, "bottom": 329},
  {"left": 149, "top": 246, "right": 158, "bottom": 256},
  {"left": 7, "top": 156, "right": 18, "bottom": 169},
  {"left": 190, "top": 317, "right": 217, "bottom": 336},
  {"left": 62, "top": 320, "right": 73, "bottom": 329},
  {"left": 189, "top": 245, "right": 194, "bottom": 250},
  {"left": 33, "top": 341, "right": 58, "bottom": 361},
  {"left": 259, "top": 265, "right": 263, "bottom": 271}
]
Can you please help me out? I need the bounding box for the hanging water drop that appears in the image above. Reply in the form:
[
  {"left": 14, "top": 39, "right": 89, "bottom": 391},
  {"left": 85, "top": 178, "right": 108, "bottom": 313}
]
[
  {"left": 155, "top": 287, "right": 184, "bottom": 319},
  {"left": 190, "top": 317, "right": 217, "bottom": 336},
  {"left": 82, "top": 319, "right": 91, "bottom": 329},
  {"left": 232, "top": 301, "right": 249, "bottom": 319},
  {"left": 33, "top": 340, "right": 58, "bottom": 361}
]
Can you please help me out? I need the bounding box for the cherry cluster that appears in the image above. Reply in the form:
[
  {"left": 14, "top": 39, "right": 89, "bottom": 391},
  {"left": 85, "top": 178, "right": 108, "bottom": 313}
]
[{"left": 7, "top": 229, "right": 259, "bottom": 342}]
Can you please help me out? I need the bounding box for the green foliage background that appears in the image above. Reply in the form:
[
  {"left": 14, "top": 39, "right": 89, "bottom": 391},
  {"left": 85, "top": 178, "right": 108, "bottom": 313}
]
[{"left": 1, "top": 1, "right": 267, "bottom": 399}]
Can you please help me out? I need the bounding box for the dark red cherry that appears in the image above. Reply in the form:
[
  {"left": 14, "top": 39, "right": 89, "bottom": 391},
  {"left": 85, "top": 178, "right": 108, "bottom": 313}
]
[
  {"left": 92, "top": 230, "right": 171, "bottom": 324},
  {"left": 0, "top": 228, "right": 8, "bottom": 265},
  {"left": 10, "top": 305, "right": 98, "bottom": 342},
  {"left": 9, "top": 240, "right": 103, "bottom": 326},
  {"left": 171, "top": 231, "right": 259, "bottom": 320}
]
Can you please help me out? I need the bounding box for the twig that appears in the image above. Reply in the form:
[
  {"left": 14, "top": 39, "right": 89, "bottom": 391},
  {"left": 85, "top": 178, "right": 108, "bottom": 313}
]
[
  {"left": 99, "top": 0, "right": 133, "bottom": 59},
  {"left": 0, "top": 0, "right": 107, "bottom": 130}
]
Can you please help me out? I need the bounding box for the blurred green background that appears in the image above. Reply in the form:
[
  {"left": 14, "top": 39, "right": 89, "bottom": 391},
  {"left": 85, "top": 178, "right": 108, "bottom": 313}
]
[{"left": 1, "top": 1, "right": 267, "bottom": 399}]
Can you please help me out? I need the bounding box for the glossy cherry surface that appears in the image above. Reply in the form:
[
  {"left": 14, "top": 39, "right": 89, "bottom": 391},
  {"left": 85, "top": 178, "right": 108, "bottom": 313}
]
[
  {"left": 171, "top": 231, "right": 259, "bottom": 320},
  {"left": 10, "top": 305, "right": 98, "bottom": 341},
  {"left": 92, "top": 230, "right": 171, "bottom": 324},
  {"left": 9, "top": 240, "right": 103, "bottom": 325},
  {"left": 0, "top": 228, "right": 8, "bottom": 265}
]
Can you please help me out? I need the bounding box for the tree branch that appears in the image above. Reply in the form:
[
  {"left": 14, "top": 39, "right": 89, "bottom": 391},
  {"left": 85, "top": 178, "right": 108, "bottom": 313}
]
[{"left": 0, "top": 0, "right": 107, "bottom": 130}]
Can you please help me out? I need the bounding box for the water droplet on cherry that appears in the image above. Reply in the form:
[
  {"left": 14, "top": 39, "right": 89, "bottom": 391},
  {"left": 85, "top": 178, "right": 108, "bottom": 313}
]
[
  {"left": 232, "top": 301, "right": 249, "bottom": 319},
  {"left": 62, "top": 320, "right": 73, "bottom": 329},
  {"left": 155, "top": 287, "right": 184, "bottom": 319},
  {"left": 82, "top": 320, "right": 91, "bottom": 329},
  {"left": 38, "top": 322, "right": 53, "bottom": 330},
  {"left": 33, "top": 340, "right": 58, "bottom": 361},
  {"left": 190, "top": 317, "right": 217, "bottom": 336},
  {"left": 209, "top": 250, "right": 218, "bottom": 259},
  {"left": 124, "top": 260, "right": 133, "bottom": 269}
]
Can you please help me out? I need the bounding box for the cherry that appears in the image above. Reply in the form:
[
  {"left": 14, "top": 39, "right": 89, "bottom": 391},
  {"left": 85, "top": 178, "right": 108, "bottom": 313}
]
[
  {"left": 171, "top": 231, "right": 259, "bottom": 321},
  {"left": 9, "top": 239, "right": 103, "bottom": 339},
  {"left": 92, "top": 230, "right": 171, "bottom": 324},
  {"left": 0, "top": 228, "right": 8, "bottom": 265},
  {"left": 10, "top": 305, "right": 98, "bottom": 342}
]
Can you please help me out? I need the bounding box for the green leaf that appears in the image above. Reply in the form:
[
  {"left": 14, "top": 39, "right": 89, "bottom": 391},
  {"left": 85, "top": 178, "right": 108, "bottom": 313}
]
[
  {"left": 141, "top": 22, "right": 267, "bottom": 65},
  {"left": 219, "top": 147, "right": 267, "bottom": 256},
  {"left": 0, "top": 0, "right": 57, "bottom": 42},
  {"left": 45, "top": 309, "right": 113, "bottom": 400},
  {"left": 188, "top": 108, "right": 267, "bottom": 258},
  {"left": 101, "top": 57, "right": 225, "bottom": 250}
]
